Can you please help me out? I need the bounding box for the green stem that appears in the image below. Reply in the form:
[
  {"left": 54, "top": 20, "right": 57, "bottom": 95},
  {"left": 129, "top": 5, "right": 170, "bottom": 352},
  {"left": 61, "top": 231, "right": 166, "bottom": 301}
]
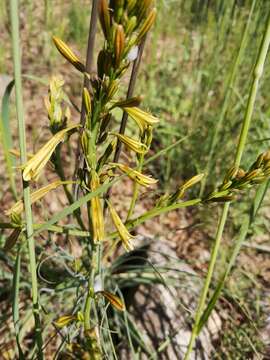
[
  {"left": 84, "top": 271, "right": 95, "bottom": 331},
  {"left": 184, "top": 9, "right": 270, "bottom": 360},
  {"left": 200, "top": 0, "right": 256, "bottom": 196},
  {"left": 10, "top": 0, "right": 43, "bottom": 358},
  {"left": 127, "top": 198, "right": 201, "bottom": 230}
]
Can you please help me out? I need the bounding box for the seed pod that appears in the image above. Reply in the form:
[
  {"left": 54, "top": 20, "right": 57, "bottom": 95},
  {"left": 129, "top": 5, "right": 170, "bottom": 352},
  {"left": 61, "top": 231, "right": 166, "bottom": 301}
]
[
  {"left": 97, "top": 290, "right": 125, "bottom": 311},
  {"left": 52, "top": 36, "right": 85, "bottom": 72},
  {"left": 114, "top": 24, "right": 125, "bottom": 67},
  {"left": 136, "top": 8, "right": 157, "bottom": 44},
  {"left": 107, "top": 200, "right": 134, "bottom": 251},
  {"left": 99, "top": 0, "right": 111, "bottom": 40},
  {"left": 111, "top": 162, "right": 158, "bottom": 187}
]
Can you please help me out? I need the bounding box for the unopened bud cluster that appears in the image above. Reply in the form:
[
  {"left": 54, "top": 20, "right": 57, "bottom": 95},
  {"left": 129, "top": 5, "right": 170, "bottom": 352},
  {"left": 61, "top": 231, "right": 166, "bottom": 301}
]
[{"left": 204, "top": 150, "right": 270, "bottom": 203}]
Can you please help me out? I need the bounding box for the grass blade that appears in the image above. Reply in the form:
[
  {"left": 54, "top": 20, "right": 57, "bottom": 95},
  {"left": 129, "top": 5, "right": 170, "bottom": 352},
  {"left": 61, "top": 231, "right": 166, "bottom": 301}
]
[
  {"left": 0, "top": 79, "right": 17, "bottom": 199},
  {"left": 12, "top": 247, "right": 25, "bottom": 359},
  {"left": 10, "top": 0, "right": 43, "bottom": 357},
  {"left": 197, "top": 216, "right": 249, "bottom": 333}
]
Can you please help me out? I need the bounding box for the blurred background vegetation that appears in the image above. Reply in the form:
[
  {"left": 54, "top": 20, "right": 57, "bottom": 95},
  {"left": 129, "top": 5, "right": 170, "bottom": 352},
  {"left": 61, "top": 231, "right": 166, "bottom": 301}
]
[{"left": 1, "top": 0, "right": 270, "bottom": 358}]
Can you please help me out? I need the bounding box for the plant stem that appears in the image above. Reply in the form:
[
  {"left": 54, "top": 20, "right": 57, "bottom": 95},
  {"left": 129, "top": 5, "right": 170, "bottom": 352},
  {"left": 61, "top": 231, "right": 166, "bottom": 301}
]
[
  {"left": 127, "top": 198, "right": 201, "bottom": 231},
  {"left": 200, "top": 0, "right": 256, "bottom": 196},
  {"left": 74, "top": 0, "right": 99, "bottom": 198},
  {"left": 113, "top": 37, "right": 147, "bottom": 163},
  {"left": 184, "top": 10, "right": 270, "bottom": 360},
  {"left": 10, "top": 0, "right": 43, "bottom": 358},
  {"left": 104, "top": 37, "right": 147, "bottom": 208}
]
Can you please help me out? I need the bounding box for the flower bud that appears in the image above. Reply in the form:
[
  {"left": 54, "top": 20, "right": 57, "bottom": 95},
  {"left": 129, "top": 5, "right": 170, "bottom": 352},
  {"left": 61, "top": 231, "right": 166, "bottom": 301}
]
[
  {"left": 99, "top": 0, "right": 111, "bottom": 40},
  {"left": 136, "top": 8, "right": 157, "bottom": 44},
  {"left": 52, "top": 36, "right": 85, "bottom": 72},
  {"left": 90, "top": 171, "right": 105, "bottom": 243},
  {"left": 114, "top": 24, "right": 125, "bottom": 67},
  {"left": 125, "top": 16, "right": 137, "bottom": 36},
  {"left": 83, "top": 87, "right": 92, "bottom": 116}
]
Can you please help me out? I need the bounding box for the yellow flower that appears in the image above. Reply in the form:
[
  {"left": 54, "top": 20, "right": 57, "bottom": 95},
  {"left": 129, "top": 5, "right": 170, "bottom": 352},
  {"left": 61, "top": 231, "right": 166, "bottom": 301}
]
[
  {"left": 110, "top": 132, "right": 148, "bottom": 154},
  {"left": 90, "top": 171, "right": 105, "bottom": 243},
  {"left": 22, "top": 124, "right": 78, "bottom": 181},
  {"left": 121, "top": 106, "right": 159, "bottom": 132},
  {"left": 111, "top": 162, "right": 158, "bottom": 187},
  {"left": 6, "top": 180, "right": 74, "bottom": 216},
  {"left": 107, "top": 200, "right": 134, "bottom": 251}
]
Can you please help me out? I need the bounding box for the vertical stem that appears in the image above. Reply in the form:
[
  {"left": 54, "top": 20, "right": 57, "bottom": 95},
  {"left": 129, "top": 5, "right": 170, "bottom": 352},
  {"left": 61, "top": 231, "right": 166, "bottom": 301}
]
[
  {"left": 200, "top": 0, "right": 256, "bottom": 196},
  {"left": 74, "top": 0, "right": 99, "bottom": 198},
  {"left": 104, "top": 37, "right": 147, "bottom": 208},
  {"left": 81, "top": 0, "right": 99, "bottom": 115},
  {"left": 10, "top": 0, "right": 43, "bottom": 358},
  {"left": 184, "top": 9, "right": 270, "bottom": 360},
  {"left": 113, "top": 37, "right": 147, "bottom": 163}
]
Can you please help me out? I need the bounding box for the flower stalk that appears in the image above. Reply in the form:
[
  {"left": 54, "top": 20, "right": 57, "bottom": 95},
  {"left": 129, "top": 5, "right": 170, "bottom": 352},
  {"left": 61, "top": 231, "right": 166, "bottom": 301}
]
[
  {"left": 10, "top": 0, "right": 43, "bottom": 357},
  {"left": 184, "top": 8, "right": 270, "bottom": 359}
]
